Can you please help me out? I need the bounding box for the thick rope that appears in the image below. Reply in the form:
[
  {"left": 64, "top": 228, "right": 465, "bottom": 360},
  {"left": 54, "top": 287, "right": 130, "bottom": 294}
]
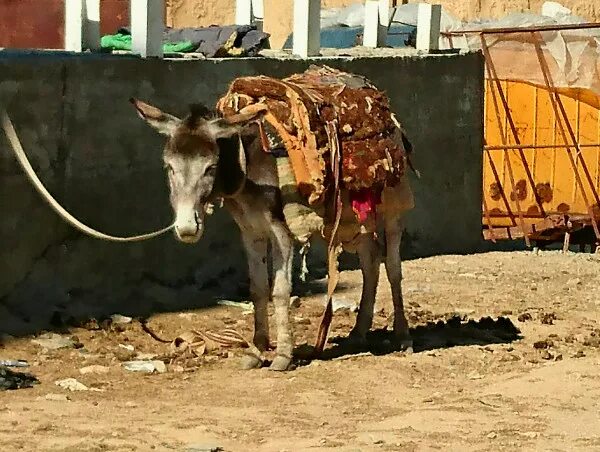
[{"left": 1, "top": 109, "right": 174, "bottom": 242}]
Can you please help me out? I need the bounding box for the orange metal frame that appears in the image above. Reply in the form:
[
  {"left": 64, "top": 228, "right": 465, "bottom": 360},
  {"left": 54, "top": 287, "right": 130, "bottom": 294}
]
[{"left": 449, "top": 24, "right": 600, "bottom": 248}]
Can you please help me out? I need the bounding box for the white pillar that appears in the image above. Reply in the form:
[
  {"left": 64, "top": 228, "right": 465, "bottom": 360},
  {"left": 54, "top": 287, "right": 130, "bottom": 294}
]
[
  {"left": 416, "top": 3, "right": 441, "bottom": 52},
  {"left": 293, "top": 0, "right": 321, "bottom": 58},
  {"left": 64, "top": 0, "right": 100, "bottom": 52},
  {"left": 131, "top": 0, "right": 165, "bottom": 58},
  {"left": 236, "top": 0, "right": 254, "bottom": 25},
  {"left": 363, "top": 0, "right": 391, "bottom": 48}
]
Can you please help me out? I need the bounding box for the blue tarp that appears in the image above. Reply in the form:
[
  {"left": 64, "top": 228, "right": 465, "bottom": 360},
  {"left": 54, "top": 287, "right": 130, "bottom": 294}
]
[{"left": 283, "top": 24, "right": 416, "bottom": 49}]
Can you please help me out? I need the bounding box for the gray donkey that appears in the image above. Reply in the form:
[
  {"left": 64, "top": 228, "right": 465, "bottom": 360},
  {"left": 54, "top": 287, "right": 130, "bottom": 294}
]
[{"left": 130, "top": 98, "right": 415, "bottom": 371}]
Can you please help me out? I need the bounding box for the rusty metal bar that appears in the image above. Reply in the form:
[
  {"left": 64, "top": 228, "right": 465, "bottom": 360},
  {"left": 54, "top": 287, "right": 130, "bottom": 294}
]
[
  {"left": 532, "top": 31, "right": 600, "bottom": 241},
  {"left": 482, "top": 39, "right": 530, "bottom": 245},
  {"left": 445, "top": 22, "right": 600, "bottom": 36},
  {"left": 485, "top": 143, "right": 600, "bottom": 151},
  {"left": 481, "top": 37, "right": 547, "bottom": 219},
  {"left": 485, "top": 149, "right": 516, "bottom": 224}
]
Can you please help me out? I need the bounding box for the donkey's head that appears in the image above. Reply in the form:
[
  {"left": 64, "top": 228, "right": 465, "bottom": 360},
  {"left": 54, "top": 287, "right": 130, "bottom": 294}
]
[{"left": 130, "top": 98, "right": 265, "bottom": 244}]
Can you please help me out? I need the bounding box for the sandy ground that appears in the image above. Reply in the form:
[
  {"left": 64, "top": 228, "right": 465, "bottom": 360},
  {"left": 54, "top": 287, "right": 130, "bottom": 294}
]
[{"left": 2, "top": 250, "right": 600, "bottom": 452}]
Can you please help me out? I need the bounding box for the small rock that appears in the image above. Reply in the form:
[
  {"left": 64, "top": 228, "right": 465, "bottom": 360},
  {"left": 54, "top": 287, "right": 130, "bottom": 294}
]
[
  {"left": 540, "top": 312, "right": 557, "bottom": 325},
  {"left": 110, "top": 314, "right": 132, "bottom": 324},
  {"left": 566, "top": 278, "right": 582, "bottom": 287},
  {"left": 501, "top": 310, "right": 513, "bottom": 316},
  {"left": 125, "top": 401, "right": 138, "bottom": 408},
  {"left": 42, "top": 393, "right": 70, "bottom": 402},
  {"left": 135, "top": 353, "right": 157, "bottom": 360},
  {"left": 79, "top": 365, "right": 109, "bottom": 375},
  {"left": 468, "top": 372, "right": 484, "bottom": 380},
  {"left": 518, "top": 313, "right": 533, "bottom": 322},
  {"left": 554, "top": 353, "right": 563, "bottom": 361},
  {"left": 216, "top": 300, "right": 253, "bottom": 311},
  {"left": 289, "top": 296, "right": 301, "bottom": 308},
  {"left": 533, "top": 340, "right": 552, "bottom": 349},
  {"left": 331, "top": 297, "right": 358, "bottom": 313},
  {"left": 572, "top": 350, "right": 585, "bottom": 358},
  {"left": 294, "top": 316, "right": 311, "bottom": 325},
  {"left": 171, "top": 365, "right": 185, "bottom": 373},
  {"left": 540, "top": 350, "right": 553, "bottom": 360},
  {"left": 122, "top": 360, "right": 166, "bottom": 374},
  {"left": 118, "top": 344, "right": 134, "bottom": 352},
  {"left": 487, "top": 432, "right": 497, "bottom": 439},
  {"left": 31, "top": 333, "right": 75, "bottom": 350},
  {"left": 55, "top": 378, "right": 88, "bottom": 392},
  {"left": 521, "top": 431, "right": 539, "bottom": 439},
  {"left": 185, "top": 445, "right": 223, "bottom": 452}
]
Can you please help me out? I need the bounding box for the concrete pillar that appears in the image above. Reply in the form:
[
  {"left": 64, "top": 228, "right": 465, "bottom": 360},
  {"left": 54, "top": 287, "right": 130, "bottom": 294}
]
[
  {"left": 236, "top": 0, "right": 253, "bottom": 25},
  {"left": 131, "top": 0, "right": 165, "bottom": 58},
  {"left": 363, "top": 0, "right": 391, "bottom": 48},
  {"left": 416, "top": 3, "right": 441, "bottom": 52},
  {"left": 293, "top": 0, "right": 321, "bottom": 57},
  {"left": 64, "top": 0, "right": 100, "bottom": 52}
]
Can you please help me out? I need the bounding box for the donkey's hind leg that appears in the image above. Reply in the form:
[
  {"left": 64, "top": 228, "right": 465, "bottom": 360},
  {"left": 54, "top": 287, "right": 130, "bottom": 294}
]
[
  {"left": 348, "top": 233, "right": 381, "bottom": 349},
  {"left": 384, "top": 214, "right": 413, "bottom": 352}
]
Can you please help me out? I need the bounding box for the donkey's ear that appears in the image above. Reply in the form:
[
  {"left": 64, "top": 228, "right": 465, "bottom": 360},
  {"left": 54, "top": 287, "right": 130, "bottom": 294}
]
[
  {"left": 206, "top": 103, "right": 268, "bottom": 140},
  {"left": 129, "top": 98, "right": 180, "bottom": 136}
]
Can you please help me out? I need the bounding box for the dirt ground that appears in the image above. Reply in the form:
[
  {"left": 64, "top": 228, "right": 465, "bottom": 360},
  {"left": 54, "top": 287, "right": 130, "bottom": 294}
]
[{"left": 2, "top": 250, "right": 600, "bottom": 452}]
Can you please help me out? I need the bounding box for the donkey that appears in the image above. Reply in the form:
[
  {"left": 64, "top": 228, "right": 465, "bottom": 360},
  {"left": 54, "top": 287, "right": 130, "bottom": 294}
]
[{"left": 130, "top": 98, "right": 415, "bottom": 371}]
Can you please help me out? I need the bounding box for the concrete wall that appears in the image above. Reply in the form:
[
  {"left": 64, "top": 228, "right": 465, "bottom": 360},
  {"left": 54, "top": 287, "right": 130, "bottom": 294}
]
[{"left": 0, "top": 50, "right": 484, "bottom": 335}]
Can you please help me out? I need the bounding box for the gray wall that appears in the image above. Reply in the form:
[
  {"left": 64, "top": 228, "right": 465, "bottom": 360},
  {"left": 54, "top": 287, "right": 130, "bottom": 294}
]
[{"left": 0, "top": 51, "right": 484, "bottom": 335}]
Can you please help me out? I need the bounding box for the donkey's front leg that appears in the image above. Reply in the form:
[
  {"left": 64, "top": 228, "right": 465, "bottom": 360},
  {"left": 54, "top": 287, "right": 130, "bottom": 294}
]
[
  {"left": 270, "top": 223, "right": 294, "bottom": 371},
  {"left": 240, "top": 234, "right": 270, "bottom": 370}
]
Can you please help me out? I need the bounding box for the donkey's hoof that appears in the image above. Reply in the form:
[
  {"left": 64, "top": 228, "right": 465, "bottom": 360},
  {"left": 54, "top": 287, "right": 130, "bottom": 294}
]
[
  {"left": 269, "top": 355, "right": 292, "bottom": 372},
  {"left": 393, "top": 336, "right": 413, "bottom": 353},
  {"left": 240, "top": 354, "right": 263, "bottom": 370}
]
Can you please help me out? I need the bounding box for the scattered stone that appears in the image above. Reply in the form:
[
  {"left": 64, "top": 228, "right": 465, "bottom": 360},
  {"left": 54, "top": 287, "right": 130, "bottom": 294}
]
[
  {"left": 572, "top": 350, "right": 585, "bottom": 358},
  {"left": 79, "top": 365, "right": 110, "bottom": 375},
  {"left": 136, "top": 353, "right": 157, "bottom": 360},
  {"left": 0, "top": 360, "right": 28, "bottom": 368},
  {"left": 55, "top": 378, "right": 89, "bottom": 392},
  {"left": 517, "top": 312, "right": 533, "bottom": 322},
  {"left": 467, "top": 372, "right": 484, "bottom": 380},
  {"left": 554, "top": 353, "right": 563, "bottom": 361},
  {"left": 540, "top": 312, "right": 557, "bottom": 325},
  {"left": 171, "top": 365, "right": 185, "bottom": 373},
  {"left": 533, "top": 340, "right": 552, "bottom": 349},
  {"left": 185, "top": 444, "right": 223, "bottom": 452},
  {"left": 31, "top": 333, "right": 76, "bottom": 350},
  {"left": 110, "top": 314, "right": 133, "bottom": 324},
  {"left": 0, "top": 366, "right": 39, "bottom": 391},
  {"left": 119, "top": 344, "right": 135, "bottom": 352},
  {"left": 114, "top": 346, "right": 136, "bottom": 362},
  {"left": 501, "top": 310, "right": 513, "bottom": 316},
  {"left": 42, "top": 393, "right": 70, "bottom": 402},
  {"left": 487, "top": 432, "right": 497, "bottom": 439},
  {"left": 216, "top": 300, "right": 253, "bottom": 311},
  {"left": 521, "top": 431, "right": 540, "bottom": 439},
  {"left": 290, "top": 296, "right": 301, "bottom": 308},
  {"left": 331, "top": 297, "right": 358, "bottom": 313},
  {"left": 566, "top": 278, "right": 582, "bottom": 287},
  {"left": 294, "top": 316, "right": 311, "bottom": 325},
  {"left": 122, "top": 360, "right": 167, "bottom": 374},
  {"left": 540, "top": 350, "right": 553, "bottom": 360}
]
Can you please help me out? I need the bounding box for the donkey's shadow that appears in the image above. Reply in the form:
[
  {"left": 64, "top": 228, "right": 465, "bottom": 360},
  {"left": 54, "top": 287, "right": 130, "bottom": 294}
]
[{"left": 294, "top": 315, "right": 521, "bottom": 365}]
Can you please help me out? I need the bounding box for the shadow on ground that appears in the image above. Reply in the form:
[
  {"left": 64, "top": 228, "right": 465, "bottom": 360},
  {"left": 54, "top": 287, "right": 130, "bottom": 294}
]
[{"left": 294, "top": 315, "right": 521, "bottom": 366}]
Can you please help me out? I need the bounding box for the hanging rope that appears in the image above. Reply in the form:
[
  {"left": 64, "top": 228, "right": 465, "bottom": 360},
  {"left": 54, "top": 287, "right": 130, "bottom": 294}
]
[{"left": 1, "top": 109, "right": 174, "bottom": 242}]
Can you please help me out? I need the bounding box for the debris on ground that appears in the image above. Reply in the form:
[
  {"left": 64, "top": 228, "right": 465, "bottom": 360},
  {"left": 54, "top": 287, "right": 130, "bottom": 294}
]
[
  {"left": 539, "top": 312, "right": 557, "bottom": 325},
  {"left": 41, "top": 393, "right": 70, "bottom": 402},
  {"left": 518, "top": 313, "right": 533, "bottom": 322},
  {"left": 55, "top": 378, "right": 89, "bottom": 392},
  {"left": 331, "top": 298, "right": 358, "bottom": 313},
  {"left": 79, "top": 365, "right": 110, "bottom": 375},
  {"left": 0, "top": 359, "right": 28, "bottom": 367},
  {"left": 0, "top": 366, "right": 39, "bottom": 390},
  {"left": 110, "top": 314, "right": 133, "bottom": 325},
  {"left": 122, "top": 360, "right": 167, "bottom": 374},
  {"left": 31, "top": 333, "right": 77, "bottom": 350},
  {"left": 216, "top": 300, "right": 254, "bottom": 311}
]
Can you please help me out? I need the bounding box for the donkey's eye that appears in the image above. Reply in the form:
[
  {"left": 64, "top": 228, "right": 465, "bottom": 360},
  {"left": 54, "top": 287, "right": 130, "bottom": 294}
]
[
  {"left": 205, "top": 164, "right": 217, "bottom": 176},
  {"left": 165, "top": 164, "right": 174, "bottom": 174}
]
